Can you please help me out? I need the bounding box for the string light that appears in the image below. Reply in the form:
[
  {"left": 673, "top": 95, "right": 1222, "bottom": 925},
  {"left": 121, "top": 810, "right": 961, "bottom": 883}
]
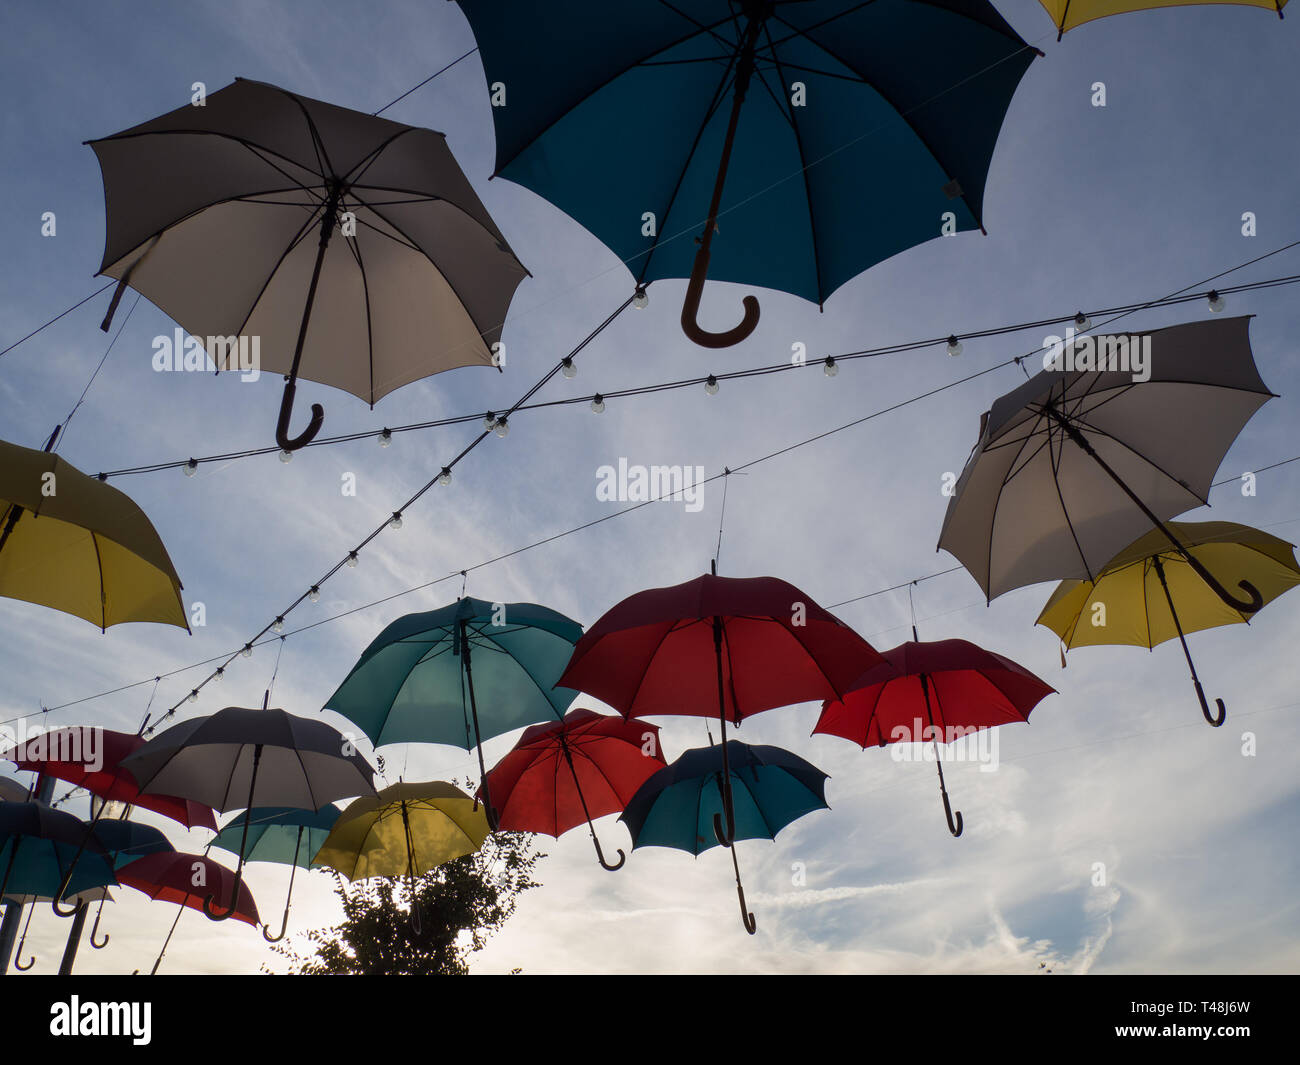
[
  {"left": 494, "top": 417, "right": 509, "bottom": 438},
  {"left": 561, "top": 357, "right": 577, "bottom": 379},
  {"left": 483, "top": 411, "right": 496, "bottom": 430},
  {"left": 823, "top": 356, "right": 838, "bottom": 377},
  {"left": 309, "top": 586, "right": 321, "bottom": 603},
  {"left": 1074, "top": 312, "right": 1091, "bottom": 331},
  {"left": 278, "top": 449, "right": 293, "bottom": 464},
  {"left": 273, "top": 617, "right": 285, "bottom": 633},
  {"left": 379, "top": 428, "right": 392, "bottom": 447},
  {"left": 390, "top": 512, "right": 404, "bottom": 529},
  {"left": 184, "top": 458, "right": 198, "bottom": 477},
  {"left": 1208, "top": 290, "right": 1226, "bottom": 312},
  {"left": 705, "top": 375, "right": 719, "bottom": 395},
  {"left": 188, "top": 690, "right": 198, "bottom": 703},
  {"left": 439, "top": 467, "right": 452, "bottom": 486},
  {"left": 591, "top": 394, "right": 605, "bottom": 413},
  {"left": 946, "top": 336, "right": 963, "bottom": 357},
  {"left": 632, "top": 286, "right": 649, "bottom": 310},
  {"left": 347, "top": 551, "right": 359, "bottom": 567},
  {"left": 241, "top": 644, "right": 253, "bottom": 658}
]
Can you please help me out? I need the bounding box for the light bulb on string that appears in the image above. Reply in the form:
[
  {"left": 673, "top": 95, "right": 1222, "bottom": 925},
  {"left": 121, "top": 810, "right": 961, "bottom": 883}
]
[
  {"left": 494, "top": 417, "right": 509, "bottom": 438},
  {"left": 823, "top": 356, "right": 838, "bottom": 377},
  {"left": 561, "top": 357, "right": 577, "bottom": 379},
  {"left": 214, "top": 667, "right": 224, "bottom": 683},
  {"left": 1073, "top": 312, "right": 1091, "bottom": 331},
  {"left": 184, "top": 459, "right": 198, "bottom": 477},
  {"left": 591, "top": 394, "right": 605, "bottom": 413},
  {"left": 347, "top": 551, "right": 359, "bottom": 567},
  {"left": 704, "top": 375, "right": 719, "bottom": 395},
  {"left": 309, "top": 586, "right": 321, "bottom": 603},
  {"left": 439, "top": 467, "right": 452, "bottom": 486},
  {"left": 483, "top": 412, "right": 496, "bottom": 431},
  {"left": 1208, "top": 290, "right": 1225, "bottom": 312},
  {"left": 946, "top": 336, "right": 962, "bottom": 357},
  {"left": 241, "top": 644, "right": 253, "bottom": 658},
  {"left": 273, "top": 616, "right": 284, "bottom": 633},
  {"left": 632, "top": 286, "right": 649, "bottom": 310},
  {"left": 279, "top": 449, "right": 293, "bottom": 463},
  {"left": 390, "top": 512, "right": 404, "bottom": 529},
  {"left": 379, "top": 428, "right": 392, "bottom": 448}
]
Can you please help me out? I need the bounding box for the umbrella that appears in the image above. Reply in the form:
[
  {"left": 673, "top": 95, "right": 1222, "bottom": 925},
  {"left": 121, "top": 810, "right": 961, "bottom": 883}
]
[
  {"left": 324, "top": 597, "right": 584, "bottom": 825},
  {"left": 4, "top": 724, "right": 215, "bottom": 914},
  {"left": 456, "top": 0, "right": 1037, "bottom": 348},
  {"left": 557, "top": 563, "right": 882, "bottom": 847},
  {"left": 1037, "top": 520, "right": 1300, "bottom": 726},
  {"left": 116, "top": 851, "right": 260, "bottom": 927},
  {"left": 120, "top": 703, "right": 376, "bottom": 922},
  {"left": 210, "top": 804, "right": 342, "bottom": 942},
  {"left": 0, "top": 802, "right": 116, "bottom": 903},
  {"left": 620, "top": 741, "right": 829, "bottom": 933},
  {"left": 1039, "top": 0, "right": 1286, "bottom": 39},
  {"left": 483, "top": 708, "right": 666, "bottom": 870},
  {"left": 815, "top": 637, "right": 1054, "bottom": 835},
  {"left": 937, "top": 316, "right": 1274, "bottom": 613},
  {"left": 80, "top": 819, "right": 174, "bottom": 949},
  {"left": 3, "top": 726, "right": 217, "bottom": 829},
  {"left": 0, "top": 778, "right": 30, "bottom": 803},
  {"left": 88, "top": 78, "right": 527, "bottom": 450},
  {"left": 312, "top": 782, "right": 490, "bottom": 931},
  {"left": 0, "top": 437, "right": 187, "bottom": 629}
]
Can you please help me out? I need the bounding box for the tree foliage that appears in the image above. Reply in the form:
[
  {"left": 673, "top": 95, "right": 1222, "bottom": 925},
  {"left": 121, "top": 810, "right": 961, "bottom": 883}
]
[{"left": 271, "top": 830, "right": 543, "bottom": 975}]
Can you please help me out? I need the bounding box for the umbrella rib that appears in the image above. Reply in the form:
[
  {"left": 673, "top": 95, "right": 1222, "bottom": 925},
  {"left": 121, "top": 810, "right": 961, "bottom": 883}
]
[
  {"left": 232, "top": 202, "right": 329, "bottom": 340},
  {"left": 344, "top": 211, "right": 423, "bottom": 255},
  {"left": 764, "top": 1, "right": 881, "bottom": 47},
  {"left": 341, "top": 126, "right": 414, "bottom": 188},
  {"left": 337, "top": 220, "right": 378, "bottom": 406},
  {"left": 1045, "top": 415, "right": 1096, "bottom": 583},
  {"left": 759, "top": 24, "right": 825, "bottom": 305},
  {"left": 90, "top": 530, "right": 107, "bottom": 632},
  {"left": 490, "top": 8, "right": 742, "bottom": 178}
]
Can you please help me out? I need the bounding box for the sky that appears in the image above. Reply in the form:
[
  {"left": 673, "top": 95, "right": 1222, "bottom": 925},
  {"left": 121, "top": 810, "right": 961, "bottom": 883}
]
[{"left": 1, "top": 0, "right": 1298, "bottom": 975}]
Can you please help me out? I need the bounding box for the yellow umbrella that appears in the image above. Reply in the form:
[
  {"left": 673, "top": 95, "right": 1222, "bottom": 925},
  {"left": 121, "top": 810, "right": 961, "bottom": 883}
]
[
  {"left": 1037, "top": 520, "right": 1300, "bottom": 726},
  {"left": 1040, "top": 0, "right": 1286, "bottom": 38},
  {"left": 0, "top": 437, "right": 187, "bottom": 631},
  {"left": 313, "top": 779, "right": 489, "bottom": 874}
]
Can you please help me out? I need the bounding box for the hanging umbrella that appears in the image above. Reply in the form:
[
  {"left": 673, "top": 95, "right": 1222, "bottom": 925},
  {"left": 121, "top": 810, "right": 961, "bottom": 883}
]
[
  {"left": 482, "top": 708, "right": 665, "bottom": 870},
  {"left": 815, "top": 638, "right": 1054, "bottom": 835},
  {"left": 0, "top": 438, "right": 187, "bottom": 629},
  {"left": 0, "top": 778, "right": 30, "bottom": 803},
  {"left": 937, "top": 316, "right": 1274, "bottom": 614},
  {"left": 210, "top": 804, "right": 342, "bottom": 942},
  {"left": 324, "top": 598, "right": 584, "bottom": 825},
  {"left": 620, "top": 741, "right": 829, "bottom": 933},
  {"left": 312, "top": 782, "right": 490, "bottom": 931},
  {"left": 78, "top": 818, "right": 175, "bottom": 950},
  {"left": 3, "top": 726, "right": 217, "bottom": 830},
  {"left": 116, "top": 851, "right": 260, "bottom": 927},
  {"left": 1038, "top": 0, "right": 1286, "bottom": 39},
  {"left": 1037, "top": 520, "right": 1300, "bottom": 725},
  {"left": 120, "top": 703, "right": 376, "bottom": 922},
  {"left": 88, "top": 78, "right": 528, "bottom": 450},
  {"left": 0, "top": 802, "right": 116, "bottom": 902},
  {"left": 557, "top": 564, "right": 882, "bottom": 848},
  {"left": 456, "top": 0, "right": 1037, "bottom": 348}
]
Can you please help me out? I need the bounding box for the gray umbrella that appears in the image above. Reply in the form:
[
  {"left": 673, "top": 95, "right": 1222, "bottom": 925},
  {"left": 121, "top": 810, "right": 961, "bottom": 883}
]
[
  {"left": 88, "top": 78, "right": 528, "bottom": 450},
  {"left": 120, "top": 703, "right": 376, "bottom": 921},
  {"left": 938, "top": 316, "right": 1274, "bottom": 624}
]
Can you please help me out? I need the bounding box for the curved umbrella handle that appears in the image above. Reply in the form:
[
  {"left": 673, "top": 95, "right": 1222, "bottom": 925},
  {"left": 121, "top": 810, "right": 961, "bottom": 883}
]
[
  {"left": 51, "top": 893, "right": 80, "bottom": 918},
  {"left": 275, "top": 378, "right": 324, "bottom": 452},
  {"left": 202, "top": 887, "right": 238, "bottom": 922},
  {"left": 14, "top": 948, "right": 36, "bottom": 971},
  {"left": 1194, "top": 680, "right": 1227, "bottom": 728},
  {"left": 681, "top": 246, "right": 759, "bottom": 350},
  {"left": 14, "top": 904, "right": 37, "bottom": 969},
  {"left": 262, "top": 911, "right": 290, "bottom": 943},
  {"left": 89, "top": 895, "right": 110, "bottom": 949},
  {"left": 942, "top": 790, "right": 964, "bottom": 839},
  {"left": 712, "top": 809, "right": 736, "bottom": 849},
  {"left": 592, "top": 835, "right": 626, "bottom": 872},
  {"left": 736, "top": 881, "right": 757, "bottom": 936}
]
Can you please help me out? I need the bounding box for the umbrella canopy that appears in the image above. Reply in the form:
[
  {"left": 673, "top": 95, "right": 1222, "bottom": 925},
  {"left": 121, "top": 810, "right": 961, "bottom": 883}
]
[
  {"left": 815, "top": 638, "right": 1054, "bottom": 834},
  {"left": 116, "top": 852, "right": 260, "bottom": 927},
  {"left": 1037, "top": 521, "right": 1300, "bottom": 726},
  {"left": 312, "top": 781, "right": 490, "bottom": 883},
  {"left": 457, "top": 0, "right": 1037, "bottom": 347},
  {"left": 559, "top": 568, "right": 880, "bottom": 850},
  {"left": 89, "top": 78, "right": 528, "bottom": 449},
  {"left": 1039, "top": 0, "right": 1286, "bottom": 37},
  {"left": 0, "top": 802, "right": 116, "bottom": 900},
  {"left": 620, "top": 741, "right": 829, "bottom": 933},
  {"left": 0, "top": 439, "right": 187, "bottom": 630},
  {"left": 89, "top": 819, "right": 175, "bottom": 869},
  {"left": 484, "top": 708, "right": 665, "bottom": 869},
  {"left": 121, "top": 706, "right": 376, "bottom": 814},
  {"left": 937, "top": 316, "right": 1274, "bottom": 610},
  {"left": 0, "top": 778, "right": 30, "bottom": 803},
  {"left": 3, "top": 726, "right": 216, "bottom": 830}
]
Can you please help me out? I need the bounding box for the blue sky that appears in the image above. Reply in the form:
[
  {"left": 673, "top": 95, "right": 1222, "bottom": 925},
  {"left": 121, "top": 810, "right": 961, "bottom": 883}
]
[{"left": 1, "top": 0, "right": 1298, "bottom": 973}]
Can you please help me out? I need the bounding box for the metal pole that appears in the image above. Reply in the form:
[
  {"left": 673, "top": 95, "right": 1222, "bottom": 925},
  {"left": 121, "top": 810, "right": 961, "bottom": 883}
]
[
  {"left": 58, "top": 901, "right": 87, "bottom": 975},
  {"left": 1, "top": 773, "right": 54, "bottom": 973}
]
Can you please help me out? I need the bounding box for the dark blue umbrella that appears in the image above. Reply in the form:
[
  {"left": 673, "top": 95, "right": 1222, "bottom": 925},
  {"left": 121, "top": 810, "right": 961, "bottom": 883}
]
[
  {"left": 80, "top": 818, "right": 174, "bottom": 949},
  {"left": 620, "top": 741, "right": 829, "bottom": 933},
  {"left": 456, "top": 0, "right": 1038, "bottom": 347}
]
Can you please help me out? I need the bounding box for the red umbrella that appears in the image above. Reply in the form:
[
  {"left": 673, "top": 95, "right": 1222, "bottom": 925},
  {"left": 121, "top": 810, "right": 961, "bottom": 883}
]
[
  {"left": 815, "top": 638, "right": 1054, "bottom": 836},
  {"left": 483, "top": 708, "right": 665, "bottom": 871},
  {"left": 116, "top": 851, "right": 260, "bottom": 927},
  {"left": 558, "top": 565, "right": 883, "bottom": 847},
  {"left": 3, "top": 726, "right": 216, "bottom": 830}
]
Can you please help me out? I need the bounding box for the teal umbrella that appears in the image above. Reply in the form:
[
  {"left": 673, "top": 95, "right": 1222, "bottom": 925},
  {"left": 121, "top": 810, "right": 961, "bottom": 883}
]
[
  {"left": 0, "top": 803, "right": 117, "bottom": 902},
  {"left": 210, "top": 805, "right": 341, "bottom": 942},
  {"left": 324, "top": 598, "right": 583, "bottom": 824},
  {"left": 620, "top": 741, "right": 829, "bottom": 934}
]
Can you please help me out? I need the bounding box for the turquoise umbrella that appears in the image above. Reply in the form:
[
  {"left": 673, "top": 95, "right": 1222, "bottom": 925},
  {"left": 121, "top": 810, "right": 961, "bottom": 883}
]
[
  {"left": 324, "top": 598, "right": 583, "bottom": 824},
  {"left": 0, "top": 803, "right": 117, "bottom": 902},
  {"left": 210, "top": 805, "right": 341, "bottom": 942},
  {"left": 620, "top": 741, "right": 829, "bottom": 934}
]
